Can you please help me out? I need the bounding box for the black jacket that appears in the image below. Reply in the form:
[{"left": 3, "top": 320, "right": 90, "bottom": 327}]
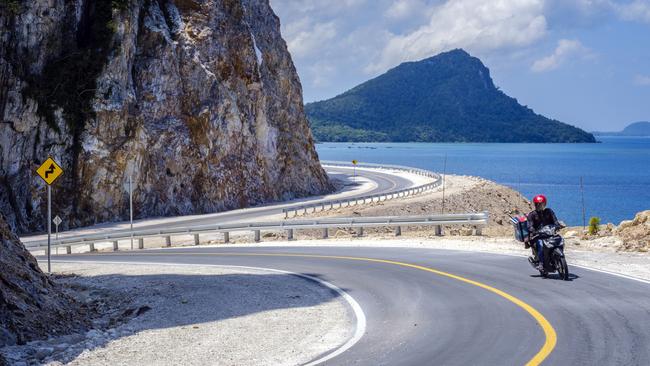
[{"left": 527, "top": 208, "right": 560, "bottom": 235}]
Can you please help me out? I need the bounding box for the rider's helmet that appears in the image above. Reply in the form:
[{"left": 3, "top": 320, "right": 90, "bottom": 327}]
[{"left": 533, "top": 194, "right": 547, "bottom": 212}]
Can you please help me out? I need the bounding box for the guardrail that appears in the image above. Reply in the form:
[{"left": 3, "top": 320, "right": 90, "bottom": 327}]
[
  {"left": 285, "top": 161, "right": 442, "bottom": 218},
  {"left": 24, "top": 212, "right": 488, "bottom": 254}
]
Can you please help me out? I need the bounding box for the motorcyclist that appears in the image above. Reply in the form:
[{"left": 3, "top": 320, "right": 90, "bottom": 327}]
[{"left": 526, "top": 194, "right": 561, "bottom": 271}]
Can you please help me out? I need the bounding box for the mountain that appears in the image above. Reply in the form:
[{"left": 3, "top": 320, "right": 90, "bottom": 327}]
[
  {"left": 0, "top": 0, "right": 331, "bottom": 233},
  {"left": 593, "top": 121, "right": 650, "bottom": 136},
  {"left": 305, "top": 49, "right": 596, "bottom": 143}
]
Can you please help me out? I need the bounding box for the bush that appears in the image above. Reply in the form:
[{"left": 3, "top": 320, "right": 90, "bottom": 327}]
[{"left": 588, "top": 216, "right": 601, "bottom": 235}]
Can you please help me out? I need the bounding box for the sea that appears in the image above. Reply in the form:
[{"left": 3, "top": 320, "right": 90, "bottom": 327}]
[{"left": 315, "top": 137, "right": 650, "bottom": 227}]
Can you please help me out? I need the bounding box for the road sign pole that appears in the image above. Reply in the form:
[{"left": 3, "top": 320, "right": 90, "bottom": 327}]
[
  {"left": 129, "top": 175, "right": 134, "bottom": 250},
  {"left": 441, "top": 154, "right": 447, "bottom": 215},
  {"left": 47, "top": 185, "right": 51, "bottom": 273}
]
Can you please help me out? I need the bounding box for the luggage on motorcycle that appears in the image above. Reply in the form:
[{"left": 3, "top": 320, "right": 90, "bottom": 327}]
[{"left": 511, "top": 215, "right": 529, "bottom": 242}]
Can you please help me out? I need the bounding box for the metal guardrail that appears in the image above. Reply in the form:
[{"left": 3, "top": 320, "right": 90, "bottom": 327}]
[
  {"left": 285, "top": 161, "right": 442, "bottom": 218},
  {"left": 24, "top": 213, "right": 488, "bottom": 253}
]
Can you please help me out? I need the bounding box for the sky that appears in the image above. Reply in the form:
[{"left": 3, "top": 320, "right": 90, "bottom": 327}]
[{"left": 269, "top": 0, "right": 650, "bottom": 132}]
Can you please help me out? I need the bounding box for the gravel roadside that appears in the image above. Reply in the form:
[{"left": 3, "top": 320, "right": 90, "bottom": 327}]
[{"left": 1, "top": 263, "right": 355, "bottom": 366}]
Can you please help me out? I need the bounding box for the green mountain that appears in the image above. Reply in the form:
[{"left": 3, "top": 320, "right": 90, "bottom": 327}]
[
  {"left": 305, "top": 49, "right": 596, "bottom": 143},
  {"left": 593, "top": 121, "right": 650, "bottom": 136}
]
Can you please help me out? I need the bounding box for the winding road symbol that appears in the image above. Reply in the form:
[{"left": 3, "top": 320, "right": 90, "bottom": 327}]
[{"left": 36, "top": 157, "right": 63, "bottom": 185}]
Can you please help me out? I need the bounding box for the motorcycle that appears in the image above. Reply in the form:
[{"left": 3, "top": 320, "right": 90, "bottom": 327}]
[{"left": 528, "top": 224, "right": 570, "bottom": 280}]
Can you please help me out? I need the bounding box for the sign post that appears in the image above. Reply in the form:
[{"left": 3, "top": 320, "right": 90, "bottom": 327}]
[
  {"left": 124, "top": 175, "right": 135, "bottom": 250},
  {"left": 352, "top": 160, "right": 358, "bottom": 182},
  {"left": 36, "top": 157, "right": 64, "bottom": 273},
  {"left": 441, "top": 154, "right": 447, "bottom": 215},
  {"left": 53, "top": 215, "right": 62, "bottom": 241},
  {"left": 53, "top": 215, "right": 62, "bottom": 255},
  {"left": 129, "top": 175, "right": 133, "bottom": 250}
]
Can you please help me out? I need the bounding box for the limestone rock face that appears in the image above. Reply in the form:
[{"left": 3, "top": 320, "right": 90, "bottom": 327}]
[{"left": 0, "top": 0, "right": 331, "bottom": 233}]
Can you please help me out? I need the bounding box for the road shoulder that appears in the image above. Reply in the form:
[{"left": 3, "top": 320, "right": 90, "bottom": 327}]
[{"left": 1, "top": 263, "right": 355, "bottom": 366}]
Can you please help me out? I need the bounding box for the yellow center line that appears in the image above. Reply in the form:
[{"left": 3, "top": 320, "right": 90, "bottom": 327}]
[{"left": 98, "top": 251, "right": 557, "bottom": 365}]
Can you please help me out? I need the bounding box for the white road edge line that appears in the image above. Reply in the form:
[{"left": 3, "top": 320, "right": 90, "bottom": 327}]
[{"left": 48, "top": 260, "right": 367, "bottom": 366}]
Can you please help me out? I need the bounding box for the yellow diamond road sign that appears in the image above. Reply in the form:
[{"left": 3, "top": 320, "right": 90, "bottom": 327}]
[{"left": 36, "top": 157, "right": 63, "bottom": 185}]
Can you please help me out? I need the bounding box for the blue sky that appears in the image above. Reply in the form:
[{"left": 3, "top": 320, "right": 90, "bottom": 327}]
[{"left": 270, "top": 0, "right": 650, "bottom": 132}]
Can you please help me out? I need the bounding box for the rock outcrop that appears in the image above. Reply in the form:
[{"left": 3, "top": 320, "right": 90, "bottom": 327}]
[
  {"left": 0, "top": 215, "right": 88, "bottom": 347},
  {"left": 0, "top": 0, "right": 331, "bottom": 233},
  {"left": 616, "top": 210, "right": 650, "bottom": 251}
]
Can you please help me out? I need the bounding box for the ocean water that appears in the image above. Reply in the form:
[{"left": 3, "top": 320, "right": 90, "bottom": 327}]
[{"left": 315, "top": 137, "right": 650, "bottom": 226}]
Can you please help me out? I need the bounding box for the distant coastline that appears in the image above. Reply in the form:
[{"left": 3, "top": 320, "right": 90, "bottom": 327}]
[{"left": 593, "top": 121, "right": 650, "bottom": 137}]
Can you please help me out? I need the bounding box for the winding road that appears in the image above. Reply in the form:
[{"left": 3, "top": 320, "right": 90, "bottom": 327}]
[
  {"left": 28, "top": 164, "right": 650, "bottom": 364},
  {"left": 21, "top": 165, "right": 416, "bottom": 244},
  {"left": 50, "top": 246, "right": 650, "bottom": 365}
]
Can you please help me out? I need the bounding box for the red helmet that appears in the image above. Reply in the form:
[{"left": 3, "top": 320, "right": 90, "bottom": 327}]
[{"left": 533, "top": 194, "right": 547, "bottom": 211}]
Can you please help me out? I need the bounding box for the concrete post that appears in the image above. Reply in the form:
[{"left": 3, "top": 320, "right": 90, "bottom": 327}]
[
  {"left": 165, "top": 236, "right": 171, "bottom": 247},
  {"left": 395, "top": 226, "right": 402, "bottom": 236},
  {"left": 357, "top": 227, "right": 364, "bottom": 237},
  {"left": 254, "top": 230, "right": 261, "bottom": 242},
  {"left": 284, "top": 210, "right": 288, "bottom": 219},
  {"left": 322, "top": 228, "right": 329, "bottom": 239},
  {"left": 194, "top": 234, "right": 200, "bottom": 245},
  {"left": 89, "top": 243, "right": 95, "bottom": 252},
  {"left": 66, "top": 246, "right": 72, "bottom": 254},
  {"left": 223, "top": 232, "right": 230, "bottom": 243},
  {"left": 435, "top": 225, "right": 442, "bottom": 236},
  {"left": 303, "top": 208, "right": 308, "bottom": 215},
  {"left": 112, "top": 241, "right": 119, "bottom": 251},
  {"left": 138, "top": 238, "right": 144, "bottom": 249},
  {"left": 287, "top": 228, "right": 294, "bottom": 240}
]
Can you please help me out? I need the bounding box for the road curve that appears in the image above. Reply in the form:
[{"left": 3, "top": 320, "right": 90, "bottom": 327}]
[
  {"left": 50, "top": 246, "right": 650, "bottom": 365},
  {"left": 21, "top": 166, "right": 417, "bottom": 243}
]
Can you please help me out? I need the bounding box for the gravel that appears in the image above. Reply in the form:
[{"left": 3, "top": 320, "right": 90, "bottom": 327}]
[{"left": 1, "top": 263, "right": 355, "bottom": 366}]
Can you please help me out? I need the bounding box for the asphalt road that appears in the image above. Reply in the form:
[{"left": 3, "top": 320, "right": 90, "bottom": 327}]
[
  {"left": 51, "top": 246, "right": 650, "bottom": 366},
  {"left": 22, "top": 166, "right": 415, "bottom": 242}
]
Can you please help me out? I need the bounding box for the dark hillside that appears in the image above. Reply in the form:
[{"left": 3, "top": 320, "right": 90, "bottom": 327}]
[{"left": 306, "top": 49, "right": 596, "bottom": 143}]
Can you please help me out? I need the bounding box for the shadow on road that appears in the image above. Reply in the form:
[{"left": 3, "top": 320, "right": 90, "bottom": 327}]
[
  {"left": 3, "top": 270, "right": 350, "bottom": 364},
  {"left": 529, "top": 272, "right": 581, "bottom": 281}
]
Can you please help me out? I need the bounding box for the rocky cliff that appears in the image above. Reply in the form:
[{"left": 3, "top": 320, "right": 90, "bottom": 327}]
[
  {"left": 0, "top": 0, "right": 331, "bottom": 233},
  {"left": 0, "top": 214, "right": 88, "bottom": 347}
]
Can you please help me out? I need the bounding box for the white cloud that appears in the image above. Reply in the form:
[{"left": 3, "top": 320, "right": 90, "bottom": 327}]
[
  {"left": 309, "top": 62, "right": 336, "bottom": 87},
  {"left": 283, "top": 19, "right": 337, "bottom": 58},
  {"left": 384, "top": 0, "right": 429, "bottom": 21},
  {"left": 634, "top": 74, "right": 650, "bottom": 85},
  {"left": 531, "top": 39, "right": 591, "bottom": 72},
  {"left": 613, "top": 0, "right": 650, "bottom": 23},
  {"left": 366, "top": 0, "right": 548, "bottom": 74}
]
